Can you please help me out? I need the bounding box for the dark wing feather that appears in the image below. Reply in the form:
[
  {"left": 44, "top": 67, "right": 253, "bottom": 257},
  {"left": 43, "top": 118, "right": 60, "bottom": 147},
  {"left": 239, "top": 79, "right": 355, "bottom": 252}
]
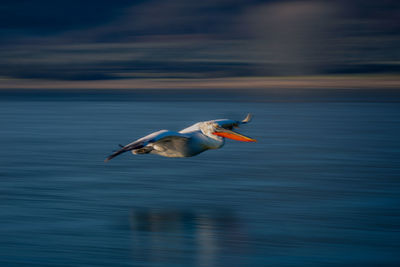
[
  {"left": 104, "top": 141, "right": 145, "bottom": 162},
  {"left": 105, "top": 130, "right": 188, "bottom": 162}
]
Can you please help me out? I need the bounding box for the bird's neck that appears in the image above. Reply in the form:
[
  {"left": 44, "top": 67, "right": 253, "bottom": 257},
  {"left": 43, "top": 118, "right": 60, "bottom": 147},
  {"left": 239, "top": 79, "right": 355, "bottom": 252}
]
[
  {"left": 198, "top": 122, "right": 224, "bottom": 149},
  {"left": 204, "top": 134, "right": 224, "bottom": 149}
]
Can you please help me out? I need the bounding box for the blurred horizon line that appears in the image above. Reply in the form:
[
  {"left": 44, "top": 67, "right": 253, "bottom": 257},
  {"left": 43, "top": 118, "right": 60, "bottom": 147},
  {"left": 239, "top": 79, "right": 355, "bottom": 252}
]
[{"left": 1, "top": 74, "right": 399, "bottom": 90}]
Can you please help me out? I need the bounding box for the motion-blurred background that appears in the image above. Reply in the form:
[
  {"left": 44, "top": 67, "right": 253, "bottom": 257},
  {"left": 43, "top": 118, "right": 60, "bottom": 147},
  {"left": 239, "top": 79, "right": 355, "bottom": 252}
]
[{"left": 1, "top": 0, "right": 399, "bottom": 88}]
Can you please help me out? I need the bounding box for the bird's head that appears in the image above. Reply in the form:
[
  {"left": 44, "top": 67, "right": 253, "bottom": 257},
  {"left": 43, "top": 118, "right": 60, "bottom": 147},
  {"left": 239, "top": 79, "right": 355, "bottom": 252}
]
[{"left": 201, "top": 114, "right": 257, "bottom": 142}]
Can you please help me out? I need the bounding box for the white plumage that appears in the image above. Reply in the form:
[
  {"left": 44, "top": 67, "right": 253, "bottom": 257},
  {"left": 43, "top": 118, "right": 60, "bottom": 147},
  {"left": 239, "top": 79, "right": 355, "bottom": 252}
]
[{"left": 105, "top": 114, "right": 255, "bottom": 161}]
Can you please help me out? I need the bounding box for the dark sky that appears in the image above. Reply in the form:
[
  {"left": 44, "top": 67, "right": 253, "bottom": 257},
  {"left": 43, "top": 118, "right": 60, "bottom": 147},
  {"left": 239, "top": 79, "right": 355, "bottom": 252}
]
[{"left": 1, "top": 0, "right": 399, "bottom": 80}]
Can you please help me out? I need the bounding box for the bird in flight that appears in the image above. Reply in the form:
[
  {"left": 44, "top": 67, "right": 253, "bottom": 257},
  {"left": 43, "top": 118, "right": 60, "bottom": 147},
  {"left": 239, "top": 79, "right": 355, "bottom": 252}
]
[{"left": 105, "top": 114, "right": 256, "bottom": 162}]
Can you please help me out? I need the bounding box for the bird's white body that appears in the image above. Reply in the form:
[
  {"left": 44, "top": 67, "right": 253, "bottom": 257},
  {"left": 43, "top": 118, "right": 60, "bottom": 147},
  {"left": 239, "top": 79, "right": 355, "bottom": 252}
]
[
  {"left": 105, "top": 115, "right": 255, "bottom": 161},
  {"left": 139, "top": 122, "right": 225, "bottom": 158}
]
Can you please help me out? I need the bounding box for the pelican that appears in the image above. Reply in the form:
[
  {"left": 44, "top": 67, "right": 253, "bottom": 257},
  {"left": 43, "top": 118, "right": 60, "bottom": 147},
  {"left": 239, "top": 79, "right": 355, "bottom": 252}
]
[{"left": 105, "top": 114, "right": 256, "bottom": 162}]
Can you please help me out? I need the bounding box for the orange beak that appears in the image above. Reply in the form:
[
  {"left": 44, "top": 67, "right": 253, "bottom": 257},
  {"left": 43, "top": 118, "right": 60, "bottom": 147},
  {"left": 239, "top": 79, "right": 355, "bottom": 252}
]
[{"left": 213, "top": 128, "right": 257, "bottom": 142}]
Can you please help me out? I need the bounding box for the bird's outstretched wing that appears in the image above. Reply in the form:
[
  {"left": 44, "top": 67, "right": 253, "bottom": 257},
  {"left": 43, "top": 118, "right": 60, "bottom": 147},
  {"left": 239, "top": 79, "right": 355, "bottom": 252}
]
[
  {"left": 104, "top": 139, "right": 146, "bottom": 162},
  {"left": 242, "top": 113, "right": 252, "bottom": 124},
  {"left": 147, "top": 135, "right": 190, "bottom": 156},
  {"left": 105, "top": 130, "right": 188, "bottom": 162}
]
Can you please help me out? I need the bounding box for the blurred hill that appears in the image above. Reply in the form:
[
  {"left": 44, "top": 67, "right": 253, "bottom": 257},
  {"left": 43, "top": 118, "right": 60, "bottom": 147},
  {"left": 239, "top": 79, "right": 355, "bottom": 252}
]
[{"left": 1, "top": 0, "right": 399, "bottom": 86}]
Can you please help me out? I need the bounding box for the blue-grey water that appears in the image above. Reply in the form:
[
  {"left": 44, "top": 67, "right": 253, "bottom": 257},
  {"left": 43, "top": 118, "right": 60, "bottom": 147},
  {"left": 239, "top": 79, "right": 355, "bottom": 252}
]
[{"left": 1, "top": 89, "right": 400, "bottom": 266}]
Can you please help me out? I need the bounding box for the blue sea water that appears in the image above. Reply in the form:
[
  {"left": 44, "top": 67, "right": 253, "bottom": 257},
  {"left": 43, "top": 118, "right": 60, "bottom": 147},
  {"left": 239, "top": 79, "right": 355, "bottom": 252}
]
[{"left": 0, "top": 89, "right": 400, "bottom": 266}]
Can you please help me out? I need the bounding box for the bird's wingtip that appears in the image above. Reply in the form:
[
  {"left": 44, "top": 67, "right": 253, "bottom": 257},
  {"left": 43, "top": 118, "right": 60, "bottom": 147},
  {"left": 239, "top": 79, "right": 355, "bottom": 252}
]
[{"left": 242, "top": 113, "right": 253, "bottom": 123}]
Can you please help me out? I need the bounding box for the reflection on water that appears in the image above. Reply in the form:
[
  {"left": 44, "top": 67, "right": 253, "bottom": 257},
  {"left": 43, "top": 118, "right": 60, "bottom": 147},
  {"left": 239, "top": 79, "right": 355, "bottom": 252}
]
[{"left": 130, "top": 209, "right": 245, "bottom": 267}]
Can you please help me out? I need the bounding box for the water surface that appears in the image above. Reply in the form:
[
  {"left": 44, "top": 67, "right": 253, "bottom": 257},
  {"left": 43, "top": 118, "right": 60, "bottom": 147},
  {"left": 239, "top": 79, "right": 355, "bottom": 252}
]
[{"left": 1, "top": 90, "right": 400, "bottom": 266}]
